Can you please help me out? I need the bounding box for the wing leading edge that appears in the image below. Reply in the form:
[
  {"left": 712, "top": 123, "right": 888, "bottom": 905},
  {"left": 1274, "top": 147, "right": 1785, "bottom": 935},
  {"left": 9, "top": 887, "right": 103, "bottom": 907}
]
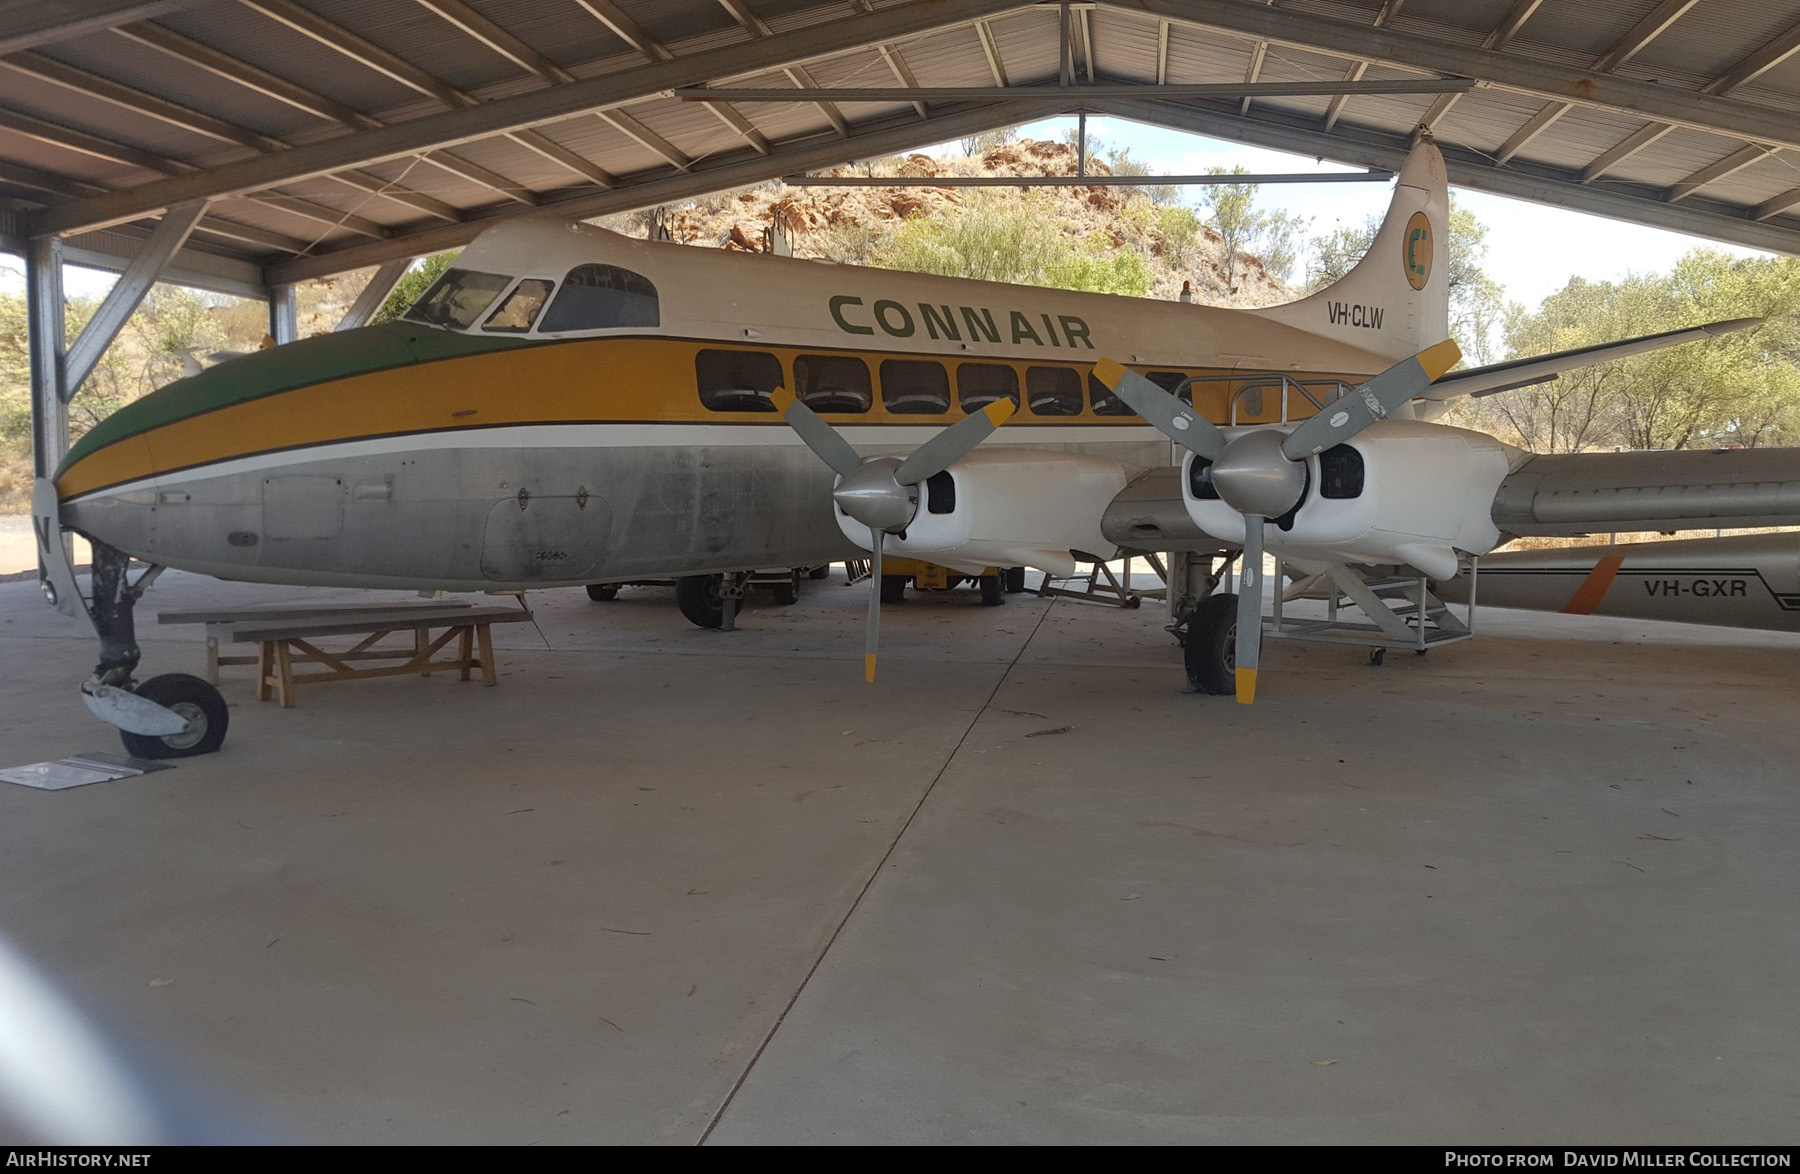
[{"left": 1420, "top": 317, "right": 1762, "bottom": 402}]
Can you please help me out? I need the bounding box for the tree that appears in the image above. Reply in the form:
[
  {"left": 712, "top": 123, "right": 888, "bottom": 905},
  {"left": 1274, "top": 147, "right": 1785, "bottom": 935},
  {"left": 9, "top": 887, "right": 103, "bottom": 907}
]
[
  {"left": 1456, "top": 251, "right": 1800, "bottom": 452},
  {"left": 1256, "top": 209, "right": 1310, "bottom": 285},
  {"left": 875, "top": 190, "right": 1151, "bottom": 296},
  {"left": 1199, "top": 168, "right": 1258, "bottom": 293},
  {"left": 374, "top": 253, "right": 457, "bottom": 324},
  {"left": 1198, "top": 169, "right": 1311, "bottom": 294},
  {"left": 958, "top": 126, "right": 1018, "bottom": 157}
]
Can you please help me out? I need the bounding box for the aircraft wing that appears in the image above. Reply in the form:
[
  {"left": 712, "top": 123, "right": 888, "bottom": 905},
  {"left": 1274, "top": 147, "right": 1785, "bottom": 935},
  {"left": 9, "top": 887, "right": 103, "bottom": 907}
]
[
  {"left": 1418, "top": 317, "right": 1761, "bottom": 402},
  {"left": 1494, "top": 445, "right": 1800, "bottom": 537}
]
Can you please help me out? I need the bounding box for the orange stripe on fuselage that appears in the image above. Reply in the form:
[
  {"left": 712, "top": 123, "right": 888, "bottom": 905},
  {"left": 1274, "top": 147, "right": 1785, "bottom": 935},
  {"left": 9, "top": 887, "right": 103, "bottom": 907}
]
[{"left": 1560, "top": 551, "right": 1626, "bottom": 614}]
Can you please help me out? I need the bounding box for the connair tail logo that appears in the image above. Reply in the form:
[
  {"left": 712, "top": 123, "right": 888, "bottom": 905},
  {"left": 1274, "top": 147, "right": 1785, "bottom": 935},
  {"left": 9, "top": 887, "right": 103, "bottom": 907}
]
[
  {"left": 1403, "top": 210, "right": 1433, "bottom": 291},
  {"left": 1328, "top": 301, "right": 1385, "bottom": 330}
]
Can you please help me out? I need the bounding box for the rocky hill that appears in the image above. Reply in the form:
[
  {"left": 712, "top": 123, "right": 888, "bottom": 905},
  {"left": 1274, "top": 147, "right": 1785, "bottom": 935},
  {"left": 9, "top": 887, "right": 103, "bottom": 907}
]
[{"left": 601, "top": 138, "right": 1295, "bottom": 307}]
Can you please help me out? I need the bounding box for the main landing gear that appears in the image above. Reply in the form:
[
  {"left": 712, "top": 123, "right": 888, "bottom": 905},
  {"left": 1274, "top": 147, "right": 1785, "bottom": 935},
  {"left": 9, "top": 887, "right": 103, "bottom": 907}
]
[{"left": 76, "top": 539, "right": 229, "bottom": 759}]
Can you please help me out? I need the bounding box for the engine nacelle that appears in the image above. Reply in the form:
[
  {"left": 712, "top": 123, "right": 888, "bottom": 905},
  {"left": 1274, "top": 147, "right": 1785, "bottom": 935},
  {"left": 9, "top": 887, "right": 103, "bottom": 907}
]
[
  {"left": 835, "top": 449, "right": 1128, "bottom": 577},
  {"left": 1184, "top": 420, "right": 1513, "bottom": 580}
]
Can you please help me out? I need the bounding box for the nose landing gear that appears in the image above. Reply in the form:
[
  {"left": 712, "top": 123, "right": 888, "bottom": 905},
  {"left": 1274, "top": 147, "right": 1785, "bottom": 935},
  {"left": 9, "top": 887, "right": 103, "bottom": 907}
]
[{"left": 71, "top": 539, "right": 230, "bottom": 759}]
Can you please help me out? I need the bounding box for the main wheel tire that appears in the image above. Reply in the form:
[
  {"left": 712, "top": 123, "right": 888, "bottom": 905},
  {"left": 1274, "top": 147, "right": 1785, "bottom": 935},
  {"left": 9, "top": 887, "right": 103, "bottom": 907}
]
[
  {"left": 675, "top": 574, "right": 725, "bottom": 629},
  {"left": 1004, "top": 566, "right": 1027, "bottom": 593},
  {"left": 808, "top": 564, "right": 832, "bottom": 581},
  {"left": 585, "top": 583, "right": 619, "bottom": 602},
  {"left": 1183, "top": 593, "right": 1238, "bottom": 695},
  {"left": 879, "top": 575, "right": 907, "bottom": 604},
  {"left": 771, "top": 573, "right": 799, "bottom": 606},
  {"left": 118, "top": 673, "right": 229, "bottom": 759},
  {"left": 979, "top": 573, "right": 1005, "bottom": 606}
]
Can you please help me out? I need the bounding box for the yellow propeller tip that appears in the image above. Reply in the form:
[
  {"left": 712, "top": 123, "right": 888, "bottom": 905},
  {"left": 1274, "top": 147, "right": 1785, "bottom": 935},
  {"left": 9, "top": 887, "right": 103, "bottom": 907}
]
[
  {"left": 864, "top": 653, "right": 877, "bottom": 684},
  {"left": 770, "top": 385, "right": 795, "bottom": 412},
  {"left": 1418, "top": 339, "right": 1462, "bottom": 382},
  {"left": 1092, "top": 357, "right": 1127, "bottom": 388},
  {"left": 1235, "top": 667, "right": 1258, "bottom": 705},
  {"left": 982, "top": 398, "right": 1015, "bottom": 426}
]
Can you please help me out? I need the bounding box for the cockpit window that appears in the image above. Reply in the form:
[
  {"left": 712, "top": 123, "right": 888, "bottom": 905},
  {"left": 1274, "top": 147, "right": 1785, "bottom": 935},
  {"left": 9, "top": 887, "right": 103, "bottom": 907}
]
[
  {"left": 538, "top": 263, "right": 660, "bottom": 332},
  {"left": 403, "top": 268, "right": 512, "bottom": 329},
  {"left": 482, "top": 279, "right": 555, "bottom": 333}
]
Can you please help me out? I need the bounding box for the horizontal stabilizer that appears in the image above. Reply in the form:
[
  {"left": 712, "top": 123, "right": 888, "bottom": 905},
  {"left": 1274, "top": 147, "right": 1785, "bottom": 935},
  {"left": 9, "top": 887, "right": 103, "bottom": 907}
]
[{"left": 1423, "top": 318, "right": 1761, "bottom": 402}]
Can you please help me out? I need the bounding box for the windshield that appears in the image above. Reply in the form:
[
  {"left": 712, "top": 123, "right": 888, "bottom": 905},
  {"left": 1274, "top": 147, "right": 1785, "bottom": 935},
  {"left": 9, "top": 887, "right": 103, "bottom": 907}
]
[{"left": 403, "top": 268, "right": 513, "bottom": 329}]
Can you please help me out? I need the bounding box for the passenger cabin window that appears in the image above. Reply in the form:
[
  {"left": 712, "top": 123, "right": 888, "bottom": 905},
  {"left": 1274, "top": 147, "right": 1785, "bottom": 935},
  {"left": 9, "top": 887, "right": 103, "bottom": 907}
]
[
  {"left": 1319, "top": 444, "right": 1365, "bottom": 499},
  {"left": 403, "top": 268, "right": 512, "bottom": 329},
  {"left": 697, "top": 349, "right": 782, "bottom": 413},
  {"left": 1026, "top": 367, "right": 1083, "bottom": 416},
  {"left": 795, "top": 354, "right": 872, "bottom": 414},
  {"left": 482, "top": 278, "right": 554, "bottom": 333},
  {"left": 957, "top": 363, "right": 1019, "bottom": 413},
  {"left": 1088, "top": 371, "right": 1137, "bottom": 417},
  {"left": 538, "top": 263, "right": 660, "bottom": 332},
  {"left": 880, "top": 359, "right": 951, "bottom": 415}
]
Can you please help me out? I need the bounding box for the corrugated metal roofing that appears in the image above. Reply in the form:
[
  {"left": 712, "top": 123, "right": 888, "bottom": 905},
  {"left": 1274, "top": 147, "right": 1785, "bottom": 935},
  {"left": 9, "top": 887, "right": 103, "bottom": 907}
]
[{"left": 5, "top": 0, "right": 1800, "bottom": 285}]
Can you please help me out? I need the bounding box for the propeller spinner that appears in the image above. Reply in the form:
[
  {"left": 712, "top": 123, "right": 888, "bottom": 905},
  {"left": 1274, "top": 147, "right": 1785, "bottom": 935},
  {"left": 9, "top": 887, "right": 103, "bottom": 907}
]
[
  {"left": 1093, "top": 340, "right": 1461, "bottom": 704},
  {"left": 773, "top": 387, "right": 1015, "bottom": 683}
]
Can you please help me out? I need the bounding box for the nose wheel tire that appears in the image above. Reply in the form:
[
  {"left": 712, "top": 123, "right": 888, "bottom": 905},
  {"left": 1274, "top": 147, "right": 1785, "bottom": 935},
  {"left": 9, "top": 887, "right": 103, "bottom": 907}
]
[
  {"left": 1182, "top": 593, "right": 1239, "bottom": 696},
  {"left": 117, "top": 673, "right": 229, "bottom": 759},
  {"left": 979, "top": 573, "right": 1005, "bottom": 607}
]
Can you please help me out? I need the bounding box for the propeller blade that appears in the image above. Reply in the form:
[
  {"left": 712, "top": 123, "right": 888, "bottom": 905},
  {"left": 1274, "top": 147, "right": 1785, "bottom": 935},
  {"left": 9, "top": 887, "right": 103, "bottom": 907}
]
[
  {"left": 772, "top": 386, "right": 863, "bottom": 478},
  {"left": 865, "top": 528, "right": 883, "bottom": 684},
  {"left": 893, "top": 398, "right": 1015, "bottom": 486},
  {"left": 1236, "top": 515, "right": 1265, "bottom": 705},
  {"left": 1091, "top": 357, "right": 1227, "bottom": 460},
  {"left": 1280, "top": 339, "right": 1462, "bottom": 460}
]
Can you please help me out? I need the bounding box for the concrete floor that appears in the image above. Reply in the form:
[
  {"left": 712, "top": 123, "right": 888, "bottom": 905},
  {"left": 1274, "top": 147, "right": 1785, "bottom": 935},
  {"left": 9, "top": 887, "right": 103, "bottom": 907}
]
[{"left": 0, "top": 568, "right": 1796, "bottom": 1145}]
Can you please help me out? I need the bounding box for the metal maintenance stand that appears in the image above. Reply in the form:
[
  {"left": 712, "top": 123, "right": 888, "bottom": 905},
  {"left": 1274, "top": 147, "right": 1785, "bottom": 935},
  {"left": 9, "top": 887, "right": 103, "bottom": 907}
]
[
  {"left": 1267, "top": 558, "right": 1479, "bottom": 664},
  {"left": 1037, "top": 554, "right": 1170, "bottom": 609}
]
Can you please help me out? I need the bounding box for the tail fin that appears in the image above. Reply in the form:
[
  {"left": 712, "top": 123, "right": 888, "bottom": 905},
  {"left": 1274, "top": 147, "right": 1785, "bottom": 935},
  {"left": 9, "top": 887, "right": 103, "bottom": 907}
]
[{"left": 1252, "top": 136, "right": 1450, "bottom": 364}]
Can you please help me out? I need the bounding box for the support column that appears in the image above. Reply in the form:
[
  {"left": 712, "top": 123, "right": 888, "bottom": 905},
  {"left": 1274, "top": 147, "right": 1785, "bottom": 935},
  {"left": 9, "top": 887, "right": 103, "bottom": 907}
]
[
  {"left": 268, "top": 283, "right": 298, "bottom": 344},
  {"left": 26, "top": 234, "right": 67, "bottom": 479},
  {"left": 63, "top": 198, "right": 207, "bottom": 398},
  {"left": 334, "top": 258, "right": 410, "bottom": 332}
]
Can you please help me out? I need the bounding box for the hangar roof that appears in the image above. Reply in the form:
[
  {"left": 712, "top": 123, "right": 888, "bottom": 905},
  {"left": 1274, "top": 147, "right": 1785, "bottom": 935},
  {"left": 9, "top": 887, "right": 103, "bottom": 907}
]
[{"left": 4, "top": 0, "right": 1800, "bottom": 296}]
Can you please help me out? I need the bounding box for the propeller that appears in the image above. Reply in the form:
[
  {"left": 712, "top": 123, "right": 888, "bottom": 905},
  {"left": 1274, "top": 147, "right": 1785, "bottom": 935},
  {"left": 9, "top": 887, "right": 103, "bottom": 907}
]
[
  {"left": 1093, "top": 340, "right": 1461, "bottom": 704},
  {"left": 773, "top": 387, "right": 1015, "bottom": 683}
]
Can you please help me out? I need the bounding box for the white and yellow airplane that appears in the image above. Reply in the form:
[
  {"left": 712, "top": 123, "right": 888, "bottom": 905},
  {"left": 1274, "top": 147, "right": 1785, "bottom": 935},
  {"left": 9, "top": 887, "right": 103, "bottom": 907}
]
[{"left": 31, "top": 135, "right": 1796, "bottom": 756}]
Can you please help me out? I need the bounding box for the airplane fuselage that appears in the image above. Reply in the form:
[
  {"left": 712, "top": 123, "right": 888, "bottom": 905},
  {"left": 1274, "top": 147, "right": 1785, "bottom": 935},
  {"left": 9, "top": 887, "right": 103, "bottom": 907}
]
[{"left": 54, "top": 221, "right": 1397, "bottom": 590}]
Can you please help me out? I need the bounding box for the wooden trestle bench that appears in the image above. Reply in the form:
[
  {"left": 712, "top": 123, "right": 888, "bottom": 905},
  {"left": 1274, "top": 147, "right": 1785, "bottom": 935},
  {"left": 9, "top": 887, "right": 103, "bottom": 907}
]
[{"left": 157, "top": 600, "right": 535, "bottom": 708}]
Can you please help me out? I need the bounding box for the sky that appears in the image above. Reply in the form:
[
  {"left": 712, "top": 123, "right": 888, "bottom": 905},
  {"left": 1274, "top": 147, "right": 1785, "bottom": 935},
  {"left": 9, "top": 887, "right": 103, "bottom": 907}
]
[
  {"left": 986, "top": 115, "right": 1771, "bottom": 311},
  {"left": 2, "top": 113, "right": 1774, "bottom": 310}
]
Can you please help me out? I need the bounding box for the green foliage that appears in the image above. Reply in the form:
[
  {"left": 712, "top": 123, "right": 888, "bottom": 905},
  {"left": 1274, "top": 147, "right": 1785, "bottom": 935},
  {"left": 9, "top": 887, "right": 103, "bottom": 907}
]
[
  {"left": 1304, "top": 221, "right": 1375, "bottom": 291},
  {"left": 1045, "top": 243, "right": 1152, "bottom": 297},
  {"left": 1256, "top": 209, "right": 1309, "bottom": 285},
  {"left": 375, "top": 253, "right": 457, "bottom": 325},
  {"left": 1458, "top": 251, "right": 1800, "bottom": 453},
  {"left": 0, "top": 276, "right": 278, "bottom": 510},
  {"left": 1155, "top": 204, "right": 1201, "bottom": 259},
  {"left": 873, "top": 190, "right": 1151, "bottom": 296},
  {"left": 1199, "top": 169, "right": 1311, "bottom": 293}
]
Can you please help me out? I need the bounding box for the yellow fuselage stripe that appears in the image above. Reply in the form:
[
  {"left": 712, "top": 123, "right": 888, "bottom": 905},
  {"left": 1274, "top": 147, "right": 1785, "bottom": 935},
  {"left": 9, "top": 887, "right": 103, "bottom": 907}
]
[{"left": 57, "top": 334, "right": 1342, "bottom": 499}]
